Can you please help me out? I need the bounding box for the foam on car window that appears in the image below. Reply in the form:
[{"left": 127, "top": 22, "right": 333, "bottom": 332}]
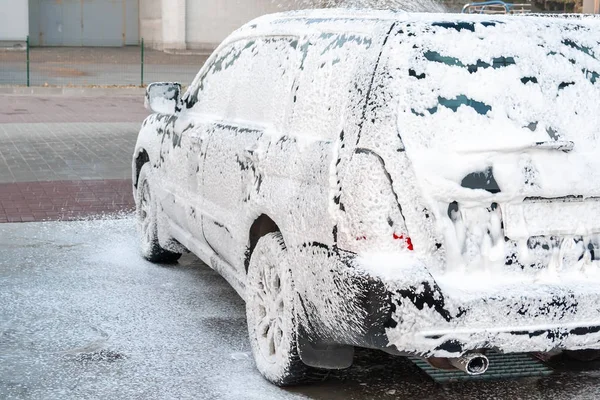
[
  {"left": 438, "top": 95, "right": 492, "bottom": 115},
  {"left": 319, "top": 32, "right": 373, "bottom": 55},
  {"left": 431, "top": 22, "right": 477, "bottom": 32},
  {"left": 562, "top": 39, "right": 597, "bottom": 59},
  {"left": 227, "top": 37, "right": 300, "bottom": 129},
  {"left": 184, "top": 40, "right": 257, "bottom": 109},
  {"left": 390, "top": 19, "right": 600, "bottom": 153},
  {"left": 584, "top": 69, "right": 599, "bottom": 84},
  {"left": 288, "top": 32, "right": 374, "bottom": 141},
  {"left": 424, "top": 50, "right": 516, "bottom": 73}
]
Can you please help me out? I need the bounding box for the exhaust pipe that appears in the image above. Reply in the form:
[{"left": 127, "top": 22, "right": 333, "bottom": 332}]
[{"left": 449, "top": 353, "right": 490, "bottom": 375}]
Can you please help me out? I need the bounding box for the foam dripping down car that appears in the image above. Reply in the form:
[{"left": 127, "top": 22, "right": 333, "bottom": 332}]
[{"left": 132, "top": 9, "right": 600, "bottom": 385}]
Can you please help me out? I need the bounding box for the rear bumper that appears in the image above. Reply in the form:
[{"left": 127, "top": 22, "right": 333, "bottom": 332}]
[
  {"left": 300, "top": 247, "right": 600, "bottom": 357},
  {"left": 405, "top": 321, "right": 600, "bottom": 357}
]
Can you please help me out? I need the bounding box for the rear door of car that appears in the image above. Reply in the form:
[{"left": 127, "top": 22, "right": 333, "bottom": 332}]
[
  {"left": 199, "top": 36, "right": 301, "bottom": 269},
  {"left": 163, "top": 40, "right": 257, "bottom": 244}
]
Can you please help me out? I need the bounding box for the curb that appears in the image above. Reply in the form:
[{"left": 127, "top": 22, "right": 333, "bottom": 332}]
[{"left": 0, "top": 87, "right": 146, "bottom": 96}]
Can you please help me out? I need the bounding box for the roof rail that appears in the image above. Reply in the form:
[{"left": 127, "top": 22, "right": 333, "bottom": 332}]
[
  {"left": 462, "top": 1, "right": 532, "bottom": 14},
  {"left": 525, "top": 13, "right": 600, "bottom": 19}
]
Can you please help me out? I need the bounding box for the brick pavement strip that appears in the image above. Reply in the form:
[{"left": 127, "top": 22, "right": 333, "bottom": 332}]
[
  {"left": 0, "top": 122, "right": 139, "bottom": 184},
  {"left": 0, "top": 95, "right": 149, "bottom": 124},
  {"left": 1, "top": 47, "right": 208, "bottom": 87},
  {"left": 0, "top": 94, "right": 146, "bottom": 222},
  {"left": 0, "top": 179, "right": 135, "bottom": 223}
]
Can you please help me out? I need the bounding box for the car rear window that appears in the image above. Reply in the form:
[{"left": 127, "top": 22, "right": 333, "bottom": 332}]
[{"left": 385, "top": 18, "right": 600, "bottom": 151}]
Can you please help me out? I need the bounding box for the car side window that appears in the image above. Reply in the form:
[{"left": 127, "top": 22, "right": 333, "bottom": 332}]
[
  {"left": 288, "top": 33, "right": 374, "bottom": 141},
  {"left": 183, "top": 37, "right": 299, "bottom": 130},
  {"left": 228, "top": 37, "right": 300, "bottom": 130},
  {"left": 182, "top": 39, "right": 256, "bottom": 117}
]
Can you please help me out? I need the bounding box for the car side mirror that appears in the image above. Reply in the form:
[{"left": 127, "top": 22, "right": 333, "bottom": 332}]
[{"left": 144, "top": 82, "right": 181, "bottom": 115}]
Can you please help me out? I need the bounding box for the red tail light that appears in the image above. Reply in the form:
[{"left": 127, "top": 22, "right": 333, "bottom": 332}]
[
  {"left": 393, "top": 233, "right": 414, "bottom": 250},
  {"left": 338, "top": 150, "right": 411, "bottom": 253},
  {"left": 355, "top": 233, "right": 413, "bottom": 250}
]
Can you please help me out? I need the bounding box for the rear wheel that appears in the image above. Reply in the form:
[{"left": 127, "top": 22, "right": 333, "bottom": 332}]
[
  {"left": 246, "top": 232, "right": 325, "bottom": 386},
  {"left": 136, "top": 164, "right": 181, "bottom": 264}
]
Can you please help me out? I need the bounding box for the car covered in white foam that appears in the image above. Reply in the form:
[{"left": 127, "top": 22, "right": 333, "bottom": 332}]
[{"left": 133, "top": 9, "right": 600, "bottom": 385}]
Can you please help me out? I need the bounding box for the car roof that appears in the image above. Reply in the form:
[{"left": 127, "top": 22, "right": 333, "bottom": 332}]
[
  {"left": 232, "top": 9, "right": 400, "bottom": 41},
  {"left": 227, "top": 9, "right": 598, "bottom": 44}
]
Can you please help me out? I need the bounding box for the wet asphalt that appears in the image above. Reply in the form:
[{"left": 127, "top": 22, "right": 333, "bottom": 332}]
[{"left": 2, "top": 217, "right": 600, "bottom": 400}]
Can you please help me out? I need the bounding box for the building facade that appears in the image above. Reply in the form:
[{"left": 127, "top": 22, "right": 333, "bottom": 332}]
[
  {"left": 28, "top": 0, "right": 139, "bottom": 46},
  {"left": 138, "top": 0, "right": 600, "bottom": 52},
  {"left": 139, "top": 0, "right": 453, "bottom": 51},
  {"left": 0, "top": 0, "right": 28, "bottom": 46},
  {"left": 139, "top": 0, "right": 303, "bottom": 51},
  {"left": 583, "top": 0, "right": 600, "bottom": 13},
  {"left": 1, "top": 1, "right": 598, "bottom": 49}
]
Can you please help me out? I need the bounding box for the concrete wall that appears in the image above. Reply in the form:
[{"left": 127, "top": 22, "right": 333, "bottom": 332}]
[
  {"left": 163, "top": 0, "right": 187, "bottom": 49},
  {"left": 139, "top": 0, "right": 455, "bottom": 51},
  {"left": 185, "top": 0, "right": 297, "bottom": 51},
  {"left": 583, "top": 0, "right": 600, "bottom": 13},
  {"left": 126, "top": 0, "right": 141, "bottom": 45},
  {"left": 142, "top": 0, "right": 600, "bottom": 51},
  {"left": 0, "top": 0, "right": 28, "bottom": 42},
  {"left": 140, "top": 0, "right": 300, "bottom": 51},
  {"left": 140, "top": 0, "right": 164, "bottom": 48}
]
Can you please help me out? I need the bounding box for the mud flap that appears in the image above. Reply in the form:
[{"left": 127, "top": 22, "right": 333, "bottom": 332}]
[{"left": 298, "top": 337, "right": 355, "bottom": 369}]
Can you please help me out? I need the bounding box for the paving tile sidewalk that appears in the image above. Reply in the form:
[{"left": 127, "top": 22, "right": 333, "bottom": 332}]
[
  {"left": 1, "top": 46, "right": 208, "bottom": 87},
  {"left": 0, "top": 94, "right": 148, "bottom": 223},
  {"left": 0, "top": 122, "right": 140, "bottom": 183},
  {"left": 0, "top": 94, "right": 148, "bottom": 124},
  {"left": 0, "top": 180, "right": 134, "bottom": 223}
]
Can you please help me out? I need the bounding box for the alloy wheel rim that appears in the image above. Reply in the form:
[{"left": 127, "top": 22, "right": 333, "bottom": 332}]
[
  {"left": 139, "top": 180, "right": 153, "bottom": 243},
  {"left": 254, "top": 261, "right": 286, "bottom": 363}
]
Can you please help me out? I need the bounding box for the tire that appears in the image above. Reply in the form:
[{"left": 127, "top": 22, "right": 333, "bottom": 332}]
[
  {"left": 246, "top": 232, "right": 325, "bottom": 386},
  {"left": 136, "top": 164, "right": 181, "bottom": 264}
]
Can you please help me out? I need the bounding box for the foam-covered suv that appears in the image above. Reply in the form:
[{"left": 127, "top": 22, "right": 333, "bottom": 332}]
[{"left": 133, "top": 10, "right": 600, "bottom": 385}]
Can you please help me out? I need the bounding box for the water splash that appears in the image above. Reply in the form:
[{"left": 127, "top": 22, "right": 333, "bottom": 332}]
[{"left": 275, "top": 0, "right": 446, "bottom": 13}]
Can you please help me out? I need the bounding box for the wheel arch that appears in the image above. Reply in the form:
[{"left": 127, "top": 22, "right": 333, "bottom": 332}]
[
  {"left": 244, "top": 213, "right": 355, "bottom": 370},
  {"left": 245, "top": 214, "right": 282, "bottom": 273}
]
